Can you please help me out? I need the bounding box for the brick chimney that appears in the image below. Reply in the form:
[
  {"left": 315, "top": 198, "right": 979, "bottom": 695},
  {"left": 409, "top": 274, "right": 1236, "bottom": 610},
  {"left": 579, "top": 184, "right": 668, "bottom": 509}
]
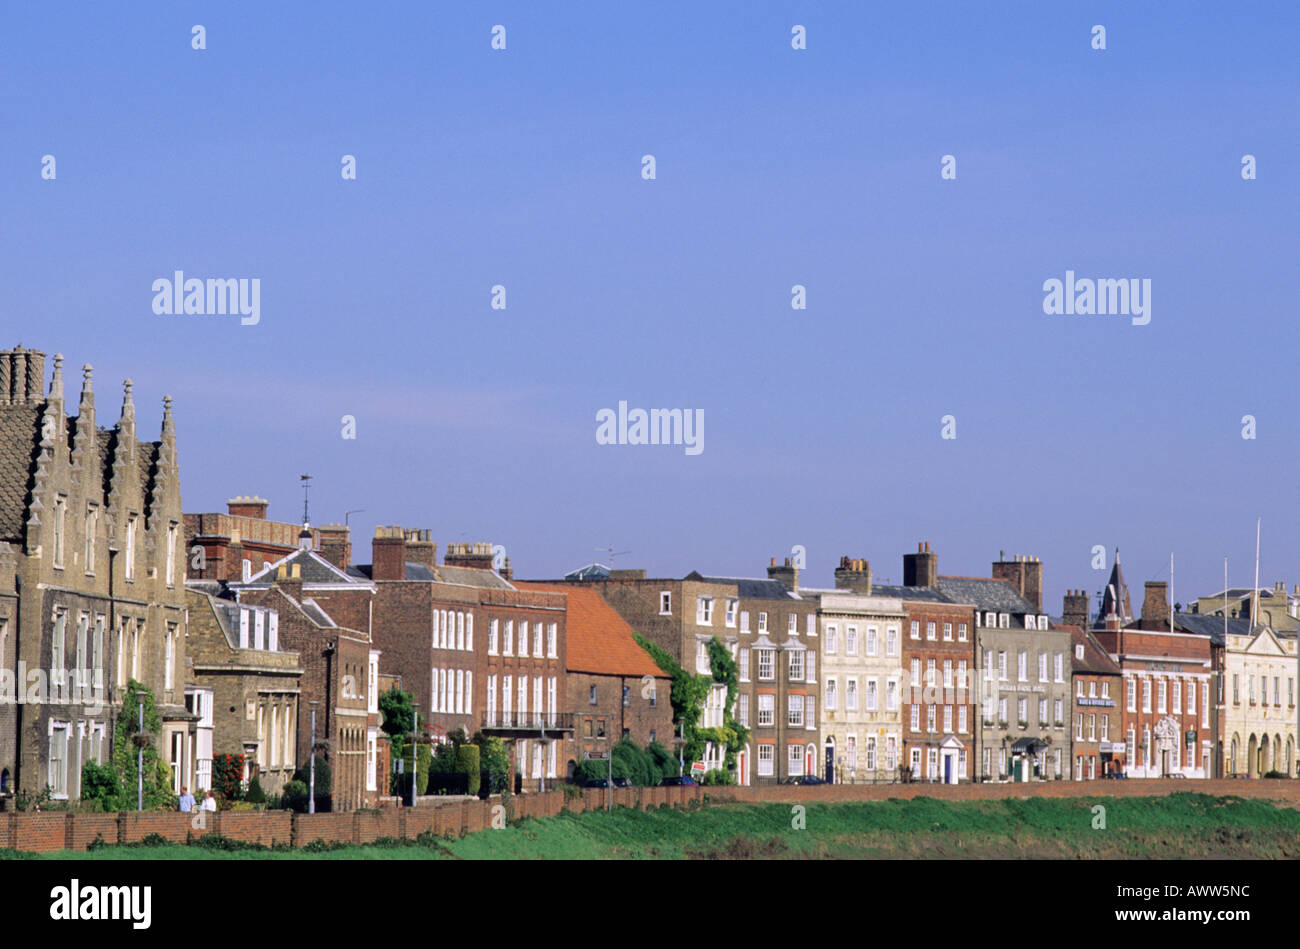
[
  {"left": 609, "top": 568, "right": 645, "bottom": 580},
  {"left": 403, "top": 529, "right": 437, "bottom": 569},
  {"left": 903, "top": 542, "right": 937, "bottom": 588},
  {"left": 834, "top": 556, "right": 873, "bottom": 594},
  {"left": 372, "top": 526, "right": 408, "bottom": 581},
  {"left": 0, "top": 346, "right": 46, "bottom": 405},
  {"left": 444, "top": 542, "right": 494, "bottom": 571},
  {"left": 318, "top": 523, "right": 352, "bottom": 571},
  {"left": 227, "top": 495, "right": 270, "bottom": 519},
  {"left": 1062, "top": 588, "right": 1090, "bottom": 629},
  {"left": 992, "top": 553, "right": 1044, "bottom": 611},
  {"left": 1140, "top": 581, "right": 1170, "bottom": 629},
  {"left": 767, "top": 556, "right": 799, "bottom": 592}
]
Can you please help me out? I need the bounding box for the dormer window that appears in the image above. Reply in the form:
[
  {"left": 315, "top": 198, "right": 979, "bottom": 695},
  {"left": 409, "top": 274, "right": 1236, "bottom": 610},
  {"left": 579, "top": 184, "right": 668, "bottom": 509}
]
[
  {"left": 1075, "top": 643, "right": 1084, "bottom": 661},
  {"left": 984, "top": 611, "right": 997, "bottom": 627},
  {"left": 1023, "top": 615, "right": 1034, "bottom": 629},
  {"left": 1037, "top": 615, "right": 1049, "bottom": 631},
  {"left": 999, "top": 613, "right": 1009, "bottom": 628}
]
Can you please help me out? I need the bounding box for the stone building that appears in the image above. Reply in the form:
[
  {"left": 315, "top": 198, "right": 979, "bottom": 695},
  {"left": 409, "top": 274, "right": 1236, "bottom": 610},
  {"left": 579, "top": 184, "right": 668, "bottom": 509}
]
[
  {"left": 0, "top": 346, "right": 190, "bottom": 801},
  {"left": 800, "top": 569, "right": 906, "bottom": 784}
]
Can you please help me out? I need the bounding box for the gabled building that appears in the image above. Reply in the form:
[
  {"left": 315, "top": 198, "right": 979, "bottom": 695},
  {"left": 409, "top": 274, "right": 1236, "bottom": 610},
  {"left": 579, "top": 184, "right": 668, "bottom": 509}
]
[
  {"left": 0, "top": 347, "right": 189, "bottom": 802},
  {"left": 1063, "top": 618, "right": 1123, "bottom": 779}
]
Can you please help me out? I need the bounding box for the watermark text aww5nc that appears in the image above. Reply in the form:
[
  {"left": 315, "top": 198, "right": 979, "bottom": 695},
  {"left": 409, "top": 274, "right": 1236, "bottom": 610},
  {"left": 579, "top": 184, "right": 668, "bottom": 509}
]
[
  {"left": 152, "top": 271, "right": 260, "bottom": 325},
  {"left": 595, "top": 401, "right": 703, "bottom": 456},
  {"left": 1042, "top": 270, "right": 1150, "bottom": 326}
]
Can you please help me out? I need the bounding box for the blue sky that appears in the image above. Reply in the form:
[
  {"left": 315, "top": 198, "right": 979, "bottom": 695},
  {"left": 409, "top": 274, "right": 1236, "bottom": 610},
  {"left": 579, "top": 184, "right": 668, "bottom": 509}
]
[{"left": 4, "top": 2, "right": 1298, "bottom": 612}]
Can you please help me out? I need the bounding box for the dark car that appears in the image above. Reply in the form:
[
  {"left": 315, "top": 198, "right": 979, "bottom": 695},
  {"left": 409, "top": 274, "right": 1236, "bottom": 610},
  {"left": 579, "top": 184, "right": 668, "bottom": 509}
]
[
  {"left": 661, "top": 776, "right": 698, "bottom": 786},
  {"left": 582, "top": 778, "right": 611, "bottom": 788},
  {"left": 785, "top": 775, "right": 827, "bottom": 786},
  {"left": 612, "top": 776, "right": 632, "bottom": 788}
]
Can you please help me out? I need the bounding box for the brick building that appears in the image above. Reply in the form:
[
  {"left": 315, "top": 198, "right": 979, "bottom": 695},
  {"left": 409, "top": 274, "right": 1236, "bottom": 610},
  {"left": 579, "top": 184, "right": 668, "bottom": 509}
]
[
  {"left": 0, "top": 347, "right": 191, "bottom": 802},
  {"left": 1091, "top": 560, "right": 1213, "bottom": 778},
  {"left": 185, "top": 585, "right": 303, "bottom": 795},
  {"left": 1064, "top": 618, "right": 1123, "bottom": 779},
  {"left": 516, "top": 582, "right": 673, "bottom": 779},
  {"left": 184, "top": 495, "right": 321, "bottom": 582}
]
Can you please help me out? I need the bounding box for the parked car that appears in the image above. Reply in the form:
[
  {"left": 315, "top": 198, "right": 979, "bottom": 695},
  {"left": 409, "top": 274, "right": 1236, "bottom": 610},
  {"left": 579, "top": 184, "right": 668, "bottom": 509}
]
[
  {"left": 582, "top": 778, "right": 611, "bottom": 788},
  {"left": 612, "top": 776, "right": 632, "bottom": 788},
  {"left": 661, "top": 776, "right": 698, "bottom": 786},
  {"left": 784, "top": 774, "right": 827, "bottom": 786}
]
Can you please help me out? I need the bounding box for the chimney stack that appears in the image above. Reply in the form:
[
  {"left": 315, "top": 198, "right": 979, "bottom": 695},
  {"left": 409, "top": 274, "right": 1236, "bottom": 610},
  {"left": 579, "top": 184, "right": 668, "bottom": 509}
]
[
  {"left": 1140, "top": 581, "right": 1170, "bottom": 629},
  {"left": 227, "top": 495, "right": 270, "bottom": 520},
  {"left": 318, "top": 523, "right": 353, "bottom": 572},
  {"left": 0, "top": 346, "right": 47, "bottom": 405},
  {"left": 1062, "top": 588, "right": 1090, "bottom": 629},
  {"left": 372, "top": 526, "right": 408, "bottom": 581},
  {"left": 834, "top": 556, "right": 873, "bottom": 594},
  {"left": 992, "top": 553, "right": 1044, "bottom": 611},
  {"left": 404, "top": 529, "right": 438, "bottom": 569},
  {"left": 903, "top": 542, "right": 937, "bottom": 588},
  {"left": 767, "top": 556, "right": 799, "bottom": 592},
  {"left": 443, "top": 541, "right": 495, "bottom": 571}
]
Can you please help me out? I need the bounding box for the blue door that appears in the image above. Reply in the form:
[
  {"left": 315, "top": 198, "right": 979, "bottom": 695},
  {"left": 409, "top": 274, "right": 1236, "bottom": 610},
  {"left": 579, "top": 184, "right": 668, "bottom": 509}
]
[
  {"left": 825, "top": 745, "right": 834, "bottom": 783},
  {"left": 944, "top": 754, "right": 952, "bottom": 784}
]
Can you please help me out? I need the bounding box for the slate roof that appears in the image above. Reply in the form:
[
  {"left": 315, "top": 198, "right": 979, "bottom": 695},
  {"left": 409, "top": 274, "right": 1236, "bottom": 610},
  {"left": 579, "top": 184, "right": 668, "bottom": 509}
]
[
  {"left": 0, "top": 404, "right": 42, "bottom": 541},
  {"left": 934, "top": 576, "right": 1037, "bottom": 614},
  {"left": 515, "top": 582, "right": 668, "bottom": 678},
  {"left": 1069, "top": 627, "right": 1122, "bottom": 676},
  {"left": 865, "top": 582, "right": 955, "bottom": 604},
  {"left": 1173, "top": 612, "right": 1252, "bottom": 648},
  {"left": 684, "top": 572, "right": 798, "bottom": 599},
  {"left": 348, "top": 561, "right": 515, "bottom": 589},
  {"left": 244, "top": 548, "right": 367, "bottom": 586},
  {"left": 1096, "top": 555, "right": 1135, "bottom": 627}
]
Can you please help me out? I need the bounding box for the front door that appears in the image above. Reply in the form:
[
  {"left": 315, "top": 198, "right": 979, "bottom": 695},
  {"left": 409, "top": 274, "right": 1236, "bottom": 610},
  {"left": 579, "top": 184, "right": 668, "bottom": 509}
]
[
  {"left": 825, "top": 745, "right": 834, "bottom": 783},
  {"left": 943, "top": 753, "right": 952, "bottom": 784}
]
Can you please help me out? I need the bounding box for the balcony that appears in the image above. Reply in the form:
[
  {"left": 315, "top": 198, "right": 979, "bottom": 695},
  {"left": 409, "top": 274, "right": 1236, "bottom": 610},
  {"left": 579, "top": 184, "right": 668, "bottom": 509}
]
[{"left": 480, "top": 712, "right": 575, "bottom": 735}]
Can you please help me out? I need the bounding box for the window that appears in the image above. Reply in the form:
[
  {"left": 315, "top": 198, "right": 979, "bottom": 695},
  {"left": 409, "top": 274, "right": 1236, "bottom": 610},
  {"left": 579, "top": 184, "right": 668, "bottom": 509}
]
[
  {"left": 910, "top": 620, "right": 919, "bottom": 640},
  {"left": 926, "top": 705, "right": 936, "bottom": 732},
  {"left": 958, "top": 704, "right": 967, "bottom": 733},
  {"left": 757, "top": 694, "right": 774, "bottom": 726},
  {"left": 957, "top": 659, "right": 968, "bottom": 694},
  {"left": 738, "top": 694, "right": 749, "bottom": 726},
  {"left": 788, "top": 651, "right": 804, "bottom": 681},
  {"left": 516, "top": 620, "right": 528, "bottom": 658},
  {"left": 1017, "top": 697, "right": 1027, "bottom": 723},
  {"left": 1039, "top": 698, "right": 1048, "bottom": 724},
  {"left": 788, "top": 695, "right": 804, "bottom": 727},
  {"left": 943, "top": 660, "right": 953, "bottom": 689},
  {"left": 887, "top": 677, "right": 899, "bottom": 712},
  {"left": 739, "top": 648, "right": 750, "bottom": 681},
  {"left": 998, "top": 697, "right": 1007, "bottom": 723},
  {"left": 806, "top": 614, "right": 815, "bottom": 636},
  {"left": 725, "top": 598, "right": 737, "bottom": 627},
  {"left": 164, "top": 624, "right": 176, "bottom": 691},
  {"left": 547, "top": 623, "right": 556, "bottom": 658},
  {"left": 125, "top": 515, "right": 138, "bottom": 579},
  {"left": 52, "top": 496, "right": 66, "bottom": 568},
  {"left": 847, "top": 678, "right": 859, "bottom": 711},
  {"left": 999, "top": 614, "right": 1009, "bottom": 628},
  {"left": 846, "top": 626, "right": 858, "bottom": 655},
  {"left": 1024, "top": 614, "right": 1035, "bottom": 630},
  {"left": 74, "top": 613, "right": 88, "bottom": 684},
  {"left": 788, "top": 613, "right": 797, "bottom": 634},
  {"left": 758, "top": 612, "right": 768, "bottom": 633},
  {"left": 1127, "top": 677, "right": 1137, "bottom": 711},
  {"left": 926, "top": 622, "right": 936, "bottom": 641},
  {"left": 865, "top": 678, "right": 878, "bottom": 712},
  {"left": 659, "top": 591, "right": 672, "bottom": 615},
  {"left": 757, "top": 649, "right": 774, "bottom": 680},
  {"left": 1054, "top": 653, "right": 1064, "bottom": 682},
  {"left": 1101, "top": 714, "right": 1109, "bottom": 741},
  {"left": 788, "top": 744, "right": 804, "bottom": 777},
  {"left": 1076, "top": 679, "right": 1085, "bottom": 698},
  {"left": 51, "top": 609, "right": 67, "bottom": 683},
  {"left": 740, "top": 610, "right": 750, "bottom": 633},
  {"left": 806, "top": 649, "right": 816, "bottom": 683},
  {"left": 825, "top": 625, "right": 836, "bottom": 653},
  {"left": 1038, "top": 616, "right": 1049, "bottom": 631},
  {"left": 825, "top": 678, "right": 837, "bottom": 710},
  {"left": 926, "top": 659, "right": 936, "bottom": 688},
  {"left": 84, "top": 505, "right": 97, "bottom": 573},
  {"left": 942, "top": 622, "right": 952, "bottom": 641},
  {"left": 910, "top": 657, "right": 921, "bottom": 692},
  {"left": 487, "top": 676, "right": 498, "bottom": 722},
  {"left": 1157, "top": 679, "right": 1167, "bottom": 714},
  {"left": 985, "top": 650, "right": 994, "bottom": 679},
  {"left": 696, "top": 596, "right": 713, "bottom": 625},
  {"left": 1054, "top": 698, "right": 1063, "bottom": 724},
  {"left": 1017, "top": 651, "right": 1027, "bottom": 682},
  {"left": 518, "top": 677, "right": 527, "bottom": 725},
  {"left": 886, "top": 737, "right": 897, "bottom": 771},
  {"left": 165, "top": 522, "right": 178, "bottom": 585},
  {"left": 1076, "top": 643, "right": 1085, "bottom": 661},
  {"left": 1172, "top": 680, "right": 1181, "bottom": 715},
  {"left": 1038, "top": 653, "right": 1047, "bottom": 682},
  {"left": 1142, "top": 679, "right": 1151, "bottom": 713},
  {"left": 943, "top": 704, "right": 953, "bottom": 732},
  {"left": 533, "top": 623, "right": 542, "bottom": 657},
  {"left": 958, "top": 622, "right": 967, "bottom": 642},
  {"left": 886, "top": 627, "right": 898, "bottom": 656},
  {"left": 910, "top": 704, "right": 920, "bottom": 731},
  {"left": 589, "top": 685, "right": 597, "bottom": 706},
  {"left": 488, "top": 619, "right": 498, "bottom": 655},
  {"left": 757, "top": 744, "right": 774, "bottom": 775},
  {"left": 865, "top": 626, "right": 878, "bottom": 656},
  {"left": 1088, "top": 713, "right": 1096, "bottom": 742},
  {"left": 50, "top": 723, "right": 69, "bottom": 797},
  {"left": 998, "top": 651, "right": 1007, "bottom": 680},
  {"left": 1233, "top": 674, "right": 1240, "bottom": 705}
]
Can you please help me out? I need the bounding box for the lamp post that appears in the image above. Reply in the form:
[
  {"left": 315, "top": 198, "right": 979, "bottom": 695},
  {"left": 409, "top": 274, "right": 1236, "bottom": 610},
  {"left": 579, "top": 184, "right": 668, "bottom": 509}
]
[
  {"left": 308, "top": 700, "right": 319, "bottom": 814},
  {"left": 410, "top": 702, "right": 418, "bottom": 808},
  {"left": 136, "top": 700, "right": 144, "bottom": 811}
]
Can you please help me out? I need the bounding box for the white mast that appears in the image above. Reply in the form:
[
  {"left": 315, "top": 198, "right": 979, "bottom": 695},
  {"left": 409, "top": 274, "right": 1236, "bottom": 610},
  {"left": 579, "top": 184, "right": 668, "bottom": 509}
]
[{"left": 1252, "top": 518, "right": 1261, "bottom": 634}]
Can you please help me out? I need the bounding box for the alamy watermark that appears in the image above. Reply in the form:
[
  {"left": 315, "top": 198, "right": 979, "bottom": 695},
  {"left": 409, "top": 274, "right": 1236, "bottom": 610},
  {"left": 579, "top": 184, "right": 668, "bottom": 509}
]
[
  {"left": 152, "top": 271, "right": 260, "bottom": 325},
  {"left": 1042, "top": 271, "right": 1150, "bottom": 326},
  {"left": 595, "top": 401, "right": 703, "bottom": 456}
]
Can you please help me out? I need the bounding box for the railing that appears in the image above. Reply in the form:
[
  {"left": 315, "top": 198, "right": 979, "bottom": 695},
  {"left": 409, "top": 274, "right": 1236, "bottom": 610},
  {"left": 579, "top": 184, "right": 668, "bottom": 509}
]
[{"left": 480, "top": 712, "right": 575, "bottom": 731}]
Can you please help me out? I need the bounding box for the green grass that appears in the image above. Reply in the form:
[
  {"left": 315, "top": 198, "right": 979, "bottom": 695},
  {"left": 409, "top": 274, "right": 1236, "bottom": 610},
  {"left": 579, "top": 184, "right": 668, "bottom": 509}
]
[{"left": 7, "top": 794, "right": 1300, "bottom": 859}]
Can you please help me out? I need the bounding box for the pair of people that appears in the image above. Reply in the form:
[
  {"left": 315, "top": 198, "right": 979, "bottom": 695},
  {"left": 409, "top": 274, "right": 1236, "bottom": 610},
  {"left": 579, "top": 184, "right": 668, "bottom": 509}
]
[{"left": 177, "top": 786, "right": 217, "bottom": 812}]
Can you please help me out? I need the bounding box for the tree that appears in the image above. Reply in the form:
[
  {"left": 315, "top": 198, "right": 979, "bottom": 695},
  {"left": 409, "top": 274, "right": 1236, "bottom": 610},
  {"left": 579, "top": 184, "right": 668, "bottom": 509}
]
[
  {"left": 111, "top": 680, "right": 175, "bottom": 809},
  {"left": 80, "top": 761, "right": 121, "bottom": 810},
  {"left": 378, "top": 687, "right": 415, "bottom": 737}
]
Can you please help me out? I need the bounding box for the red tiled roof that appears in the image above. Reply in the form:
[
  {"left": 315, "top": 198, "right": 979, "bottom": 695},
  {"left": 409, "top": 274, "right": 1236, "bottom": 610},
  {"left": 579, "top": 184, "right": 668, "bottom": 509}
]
[{"left": 516, "top": 582, "right": 669, "bottom": 678}]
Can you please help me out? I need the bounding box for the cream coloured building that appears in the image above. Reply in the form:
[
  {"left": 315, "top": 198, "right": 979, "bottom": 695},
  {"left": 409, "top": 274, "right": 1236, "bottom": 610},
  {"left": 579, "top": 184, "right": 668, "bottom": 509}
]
[
  {"left": 802, "top": 589, "right": 906, "bottom": 783},
  {"left": 1223, "top": 625, "right": 1297, "bottom": 777}
]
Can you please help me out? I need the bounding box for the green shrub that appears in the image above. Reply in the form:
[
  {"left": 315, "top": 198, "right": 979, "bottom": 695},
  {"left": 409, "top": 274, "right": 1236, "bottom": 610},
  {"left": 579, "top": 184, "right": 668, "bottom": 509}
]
[
  {"left": 245, "top": 776, "right": 267, "bottom": 805},
  {"left": 456, "top": 745, "right": 481, "bottom": 796},
  {"left": 80, "top": 761, "right": 122, "bottom": 810}
]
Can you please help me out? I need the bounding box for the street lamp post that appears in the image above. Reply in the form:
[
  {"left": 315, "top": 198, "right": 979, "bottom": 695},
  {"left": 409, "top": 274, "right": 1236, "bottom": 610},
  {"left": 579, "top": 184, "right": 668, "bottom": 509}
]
[
  {"left": 308, "top": 700, "right": 319, "bottom": 814},
  {"left": 410, "top": 702, "right": 418, "bottom": 808}
]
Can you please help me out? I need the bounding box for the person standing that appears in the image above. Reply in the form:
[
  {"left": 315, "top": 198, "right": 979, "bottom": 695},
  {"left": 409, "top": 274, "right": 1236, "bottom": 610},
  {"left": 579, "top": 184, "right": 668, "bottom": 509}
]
[
  {"left": 178, "top": 786, "right": 195, "bottom": 812},
  {"left": 201, "top": 789, "right": 217, "bottom": 812}
]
